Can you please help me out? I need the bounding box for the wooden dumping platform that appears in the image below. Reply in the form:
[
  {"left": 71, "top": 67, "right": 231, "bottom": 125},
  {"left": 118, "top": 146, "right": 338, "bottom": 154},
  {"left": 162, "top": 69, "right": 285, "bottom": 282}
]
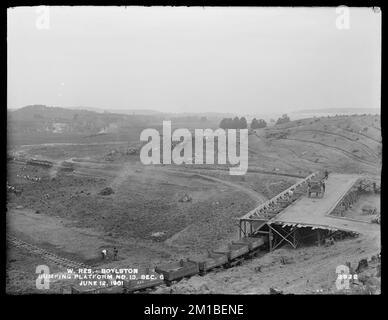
[
  {"left": 155, "top": 260, "right": 199, "bottom": 284},
  {"left": 237, "top": 172, "right": 322, "bottom": 238}
]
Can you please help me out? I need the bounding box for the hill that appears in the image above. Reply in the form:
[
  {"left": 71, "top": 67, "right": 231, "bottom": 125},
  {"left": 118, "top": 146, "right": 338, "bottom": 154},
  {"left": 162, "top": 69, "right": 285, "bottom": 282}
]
[{"left": 294, "top": 107, "right": 380, "bottom": 115}]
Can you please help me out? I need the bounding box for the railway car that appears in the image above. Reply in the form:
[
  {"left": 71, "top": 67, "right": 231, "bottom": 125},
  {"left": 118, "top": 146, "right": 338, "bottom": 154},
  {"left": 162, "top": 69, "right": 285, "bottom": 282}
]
[
  {"left": 155, "top": 259, "right": 199, "bottom": 285},
  {"left": 213, "top": 242, "right": 250, "bottom": 267},
  {"left": 123, "top": 273, "right": 165, "bottom": 293},
  {"left": 188, "top": 252, "right": 229, "bottom": 275},
  {"left": 232, "top": 236, "right": 267, "bottom": 256}
]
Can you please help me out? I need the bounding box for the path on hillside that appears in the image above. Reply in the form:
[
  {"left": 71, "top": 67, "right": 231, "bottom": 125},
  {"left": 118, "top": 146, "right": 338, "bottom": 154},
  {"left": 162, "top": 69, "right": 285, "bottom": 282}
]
[
  {"left": 161, "top": 167, "right": 267, "bottom": 204},
  {"left": 278, "top": 138, "right": 377, "bottom": 168}
]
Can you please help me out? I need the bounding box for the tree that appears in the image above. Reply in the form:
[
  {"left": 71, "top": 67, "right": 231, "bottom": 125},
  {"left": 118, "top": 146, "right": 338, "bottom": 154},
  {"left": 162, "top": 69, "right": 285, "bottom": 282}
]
[
  {"left": 233, "top": 117, "right": 241, "bottom": 129},
  {"left": 220, "top": 118, "right": 228, "bottom": 129},
  {"left": 251, "top": 118, "right": 267, "bottom": 129},
  {"left": 276, "top": 114, "right": 290, "bottom": 125},
  {"left": 219, "top": 117, "right": 249, "bottom": 129},
  {"left": 258, "top": 119, "right": 267, "bottom": 128},
  {"left": 240, "top": 117, "right": 248, "bottom": 129},
  {"left": 251, "top": 118, "right": 259, "bottom": 129},
  {"left": 225, "top": 118, "right": 233, "bottom": 128}
]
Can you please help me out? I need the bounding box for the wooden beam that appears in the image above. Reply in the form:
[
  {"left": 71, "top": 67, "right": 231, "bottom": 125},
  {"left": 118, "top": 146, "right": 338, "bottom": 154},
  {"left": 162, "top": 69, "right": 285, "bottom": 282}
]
[
  {"left": 256, "top": 230, "right": 269, "bottom": 234},
  {"left": 268, "top": 225, "right": 297, "bottom": 250}
]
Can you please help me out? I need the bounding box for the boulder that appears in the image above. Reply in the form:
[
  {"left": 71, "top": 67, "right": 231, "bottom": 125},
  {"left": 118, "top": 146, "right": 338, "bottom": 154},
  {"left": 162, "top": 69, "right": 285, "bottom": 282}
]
[{"left": 98, "top": 187, "right": 114, "bottom": 196}]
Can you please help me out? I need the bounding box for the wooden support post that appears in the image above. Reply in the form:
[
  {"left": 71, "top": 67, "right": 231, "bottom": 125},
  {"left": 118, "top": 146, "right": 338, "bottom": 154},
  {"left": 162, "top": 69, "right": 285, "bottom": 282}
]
[
  {"left": 293, "top": 228, "right": 297, "bottom": 248},
  {"left": 317, "top": 229, "right": 321, "bottom": 247},
  {"left": 239, "top": 221, "right": 242, "bottom": 239},
  {"left": 269, "top": 228, "right": 273, "bottom": 252}
]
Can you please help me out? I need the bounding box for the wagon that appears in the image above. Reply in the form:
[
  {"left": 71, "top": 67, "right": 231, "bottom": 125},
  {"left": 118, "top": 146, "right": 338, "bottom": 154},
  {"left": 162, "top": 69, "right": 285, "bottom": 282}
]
[
  {"left": 308, "top": 181, "right": 324, "bottom": 198},
  {"left": 188, "top": 252, "right": 228, "bottom": 275},
  {"left": 213, "top": 242, "right": 250, "bottom": 265},
  {"left": 232, "top": 236, "right": 266, "bottom": 252},
  {"left": 123, "top": 272, "right": 164, "bottom": 293},
  {"left": 155, "top": 260, "right": 199, "bottom": 285}
]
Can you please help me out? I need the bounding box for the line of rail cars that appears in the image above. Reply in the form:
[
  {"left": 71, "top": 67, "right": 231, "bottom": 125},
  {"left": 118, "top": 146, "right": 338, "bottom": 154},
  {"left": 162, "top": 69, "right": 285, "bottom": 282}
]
[
  {"left": 129, "top": 235, "right": 267, "bottom": 292},
  {"left": 69, "top": 235, "right": 267, "bottom": 294}
]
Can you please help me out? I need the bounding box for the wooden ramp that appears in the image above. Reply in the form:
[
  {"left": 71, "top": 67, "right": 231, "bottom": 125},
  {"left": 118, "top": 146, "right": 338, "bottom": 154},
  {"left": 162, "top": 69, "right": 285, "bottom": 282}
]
[
  {"left": 268, "top": 173, "right": 377, "bottom": 234},
  {"left": 238, "top": 172, "right": 380, "bottom": 252}
]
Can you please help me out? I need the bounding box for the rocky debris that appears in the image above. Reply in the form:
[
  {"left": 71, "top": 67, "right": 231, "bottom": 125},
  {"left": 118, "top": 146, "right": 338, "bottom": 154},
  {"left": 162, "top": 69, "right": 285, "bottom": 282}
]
[
  {"left": 127, "top": 147, "right": 139, "bottom": 155},
  {"left": 16, "top": 174, "right": 41, "bottom": 182},
  {"left": 254, "top": 265, "right": 262, "bottom": 272},
  {"left": 371, "top": 213, "right": 380, "bottom": 224},
  {"left": 7, "top": 183, "right": 22, "bottom": 195},
  {"left": 355, "top": 258, "right": 368, "bottom": 273},
  {"left": 375, "top": 264, "right": 381, "bottom": 277},
  {"left": 107, "top": 149, "right": 118, "bottom": 156},
  {"left": 280, "top": 256, "right": 293, "bottom": 265},
  {"left": 151, "top": 285, "right": 170, "bottom": 294},
  {"left": 370, "top": 253, "right": 381, "bottom": 264},
  {"left": 336, "top": 255, "right": 382, "bottom": 294},
  {"left": 269, "top": 287, "right": 283, "bottom": 294},
  {"left": 151, "top": 231, "right": 166, "bottom": 241},
  {"left": 98, "top": 187, "right": 114, "bottom": 196},
  {"left": 104, "top": 146, "right": 141, "bottom": 160},
  {"left": 171, "top": 277, "right": 212, "bottom": 294},
  {"left": 178, "top": 193, "right": 192, "bottom": 203},
  {"left": 324, "top": 237, "right": 335, "bottom": 247},
  {"left": 361, "top": 205, "right": 377, "bottom": 215}
]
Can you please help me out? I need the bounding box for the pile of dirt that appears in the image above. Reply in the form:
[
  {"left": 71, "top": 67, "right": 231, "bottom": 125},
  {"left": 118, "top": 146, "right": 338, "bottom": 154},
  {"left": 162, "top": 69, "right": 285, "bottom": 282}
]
[
  {"left": 98, "top": 187, "right": 114, "bottom": 196},
  {"left": 361, "top": 204, "right": 377, "bottom": 215},
  {"left": 178, "top": 193, "right": 192, "bottom": 202},
  {"left": 166, "top": 276, "right": 217, "bottom": 294},
  {"left": 344, "top": 254, "right": 381, "bottom": 294}
]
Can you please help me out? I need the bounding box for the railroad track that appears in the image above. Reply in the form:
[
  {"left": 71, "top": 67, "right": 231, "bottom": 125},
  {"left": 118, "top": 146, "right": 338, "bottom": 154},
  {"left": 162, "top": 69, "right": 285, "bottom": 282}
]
[{"left": 7, "top": 235, "right": 90, "bottom": 270}]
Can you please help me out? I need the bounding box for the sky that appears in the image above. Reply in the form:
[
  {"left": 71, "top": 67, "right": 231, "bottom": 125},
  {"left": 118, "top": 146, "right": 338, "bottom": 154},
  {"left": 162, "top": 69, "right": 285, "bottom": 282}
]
[{"left": 7, "top": 6, "right": 381, "bottom": 114}]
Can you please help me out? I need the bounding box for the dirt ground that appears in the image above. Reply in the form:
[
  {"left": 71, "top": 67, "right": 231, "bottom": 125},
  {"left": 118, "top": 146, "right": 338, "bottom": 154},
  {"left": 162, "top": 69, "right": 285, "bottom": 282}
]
[{"left": 6, "top": 114, "right": 381, "bottom": 294}]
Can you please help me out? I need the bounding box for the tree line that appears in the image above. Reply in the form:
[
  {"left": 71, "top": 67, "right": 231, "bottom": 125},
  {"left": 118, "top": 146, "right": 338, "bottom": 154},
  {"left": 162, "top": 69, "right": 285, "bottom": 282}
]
[
  {"left": 219, "top": 114, "right": 290, "bottom": 129},
  {"left": 219, "top": 117, "right": 248, "bottom": 129},
  {"left": 219, "top": 117, "right": 267, "bottom": 129}
]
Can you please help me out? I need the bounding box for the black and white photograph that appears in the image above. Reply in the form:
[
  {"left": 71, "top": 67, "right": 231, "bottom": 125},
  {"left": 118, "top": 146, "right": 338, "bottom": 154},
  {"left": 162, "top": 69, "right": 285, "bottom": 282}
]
[{"left": 6, "top": 6, "right": 381, "bottom": 296}]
